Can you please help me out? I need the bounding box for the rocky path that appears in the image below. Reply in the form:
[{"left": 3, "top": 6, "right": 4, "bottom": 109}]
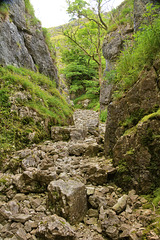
[{"left": 0, "top": 110, "right": 159, "bottom": 240}]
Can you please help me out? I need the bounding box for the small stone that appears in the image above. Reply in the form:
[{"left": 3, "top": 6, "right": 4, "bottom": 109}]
[
  {"left": 112, "top": 195, "right": 128, "bottom": 214},
  {"left": 88, "top": 209, "right": 99, "bottom": 218},
  {"left": 16, "top": 228, "right": 27, "bottom": 240},
  {"left": 36, "top": 214, "right": 76, "bottom": 239},
  {"left": 140, "top": 197, "right": 148, "bottom": 204},
  {"left": 85, "top": 217, "right": 97, "bottom": 225},
  {"left": 126, "top": 205, "right": 132, "bottom": 214},
  {"left": 36, "top": 205, "right": 46, "bottom": 212},
  {"left": 10, "top": 214, "right": 32, "bottom": 223},
  {"left": 14, "top": 194, "right": 27, "bottom": 202},
  {"left": 86, "top": 186, "right": 95, "bottom": 195}
]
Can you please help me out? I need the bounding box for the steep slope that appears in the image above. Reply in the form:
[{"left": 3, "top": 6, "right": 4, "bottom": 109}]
[
  {"left": 0, "top": 0, "right": 59, "bottom": 86},
  {"left": 103, "top": 0, "right": 160, "bottom": 193},
  {"left": 0, "top": 66, "right": 73, "bottom": 163}
]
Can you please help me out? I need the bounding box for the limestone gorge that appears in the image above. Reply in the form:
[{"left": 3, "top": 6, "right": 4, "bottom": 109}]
[{"left": 0, "top": 0, "right": 160, "bottom": 239}]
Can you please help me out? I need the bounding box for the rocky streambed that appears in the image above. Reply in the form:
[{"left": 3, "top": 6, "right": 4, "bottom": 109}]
[{"left": 0, "top": 110, "right": 159, "bottom": 240}]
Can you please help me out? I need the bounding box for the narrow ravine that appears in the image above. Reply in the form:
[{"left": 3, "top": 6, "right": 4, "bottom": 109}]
[{"left": 0, "top": 110, "right": 159, "bottom": 240}]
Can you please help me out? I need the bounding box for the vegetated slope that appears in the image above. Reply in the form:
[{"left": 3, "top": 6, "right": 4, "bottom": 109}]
[
  {"left": 0, "top": 66, "right": 73, "bottom": 163},
  {"left": 104, "top": 5, "right": 160, "bottom": 193}
]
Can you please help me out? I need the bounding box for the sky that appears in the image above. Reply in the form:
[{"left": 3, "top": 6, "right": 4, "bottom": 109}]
[{"left": 30, "top": 0, "right": 124, "bottom": 28}]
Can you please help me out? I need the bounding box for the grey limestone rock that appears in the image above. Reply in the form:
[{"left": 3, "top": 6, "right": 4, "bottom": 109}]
[
  {"left": 36, "top": 214, "right": 76, "bottom": 240},
  {"left": 47, "top": 179, "right": 87, "bottom": 224},
  {"left": 0, "top": 0, "right": 59, "bottom": 86},
  {"left": 112, "top": 195, "right": 128, "bottom": 214}
]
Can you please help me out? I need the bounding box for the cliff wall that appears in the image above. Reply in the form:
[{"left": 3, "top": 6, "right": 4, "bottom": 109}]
[
  {"left": 103, "top": 0, "right": 160, "bottom": 193},
  {"left": 0, "top": 0, "right": 59, "bottom": 86}
]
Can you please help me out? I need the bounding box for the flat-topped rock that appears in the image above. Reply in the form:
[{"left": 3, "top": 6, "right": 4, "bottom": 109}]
[{"left": 47, "top": 179, "right": 87, "bottom": 224}]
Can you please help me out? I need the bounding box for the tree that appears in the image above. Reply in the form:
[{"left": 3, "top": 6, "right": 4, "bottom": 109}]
[
  {"left": 64, "top": 0, "right": 109, "bottom": 85},
  {"left": 61, "top": 23, "right": 100, "bottom": 99}
]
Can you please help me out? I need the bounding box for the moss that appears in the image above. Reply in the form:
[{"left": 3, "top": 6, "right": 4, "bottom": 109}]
[
  {"left": 141, "top": 128, "right": 153, "bottom": 146},
  {"left": 117, "top": 159, "right": 128, "bottom": 173},
  {"left": 0, "top": 65, "right": 73, "bottom": 164},
  {"left": 126, "top": 148, "right": 135, "bottom": 155},
  {"left": 121, "top": 109, "right": 145, "bottom": 129},
  {"left": 123, "top": 126, "right": 137, "bottom": 136},
  {"left": 139, "top": 109, "right": 160, "bottom": 123},
  {"left": 0, "top": 177, "right": 7, "bottom": 184}
]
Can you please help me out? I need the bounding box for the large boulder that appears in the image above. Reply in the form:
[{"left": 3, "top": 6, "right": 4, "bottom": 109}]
[
  {"left": 113, "top": 117, "right": 160, "bottom": 193},
  {"left": 51, "top": 126, "right": 85, "bottom": 142},
  {"left": 47, "top": 179, "right": 87, "bottom": 224}
]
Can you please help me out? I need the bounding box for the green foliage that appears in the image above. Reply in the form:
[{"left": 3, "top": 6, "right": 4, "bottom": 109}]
[
  {"left": 0, "top": 2, "right": 9, "bottom": 19},
  {"left": 67, "top": 0, "right": 88, "bottom": 17},
  {"left": 108, "top": 0, "right": 134, "bottom": 32},
  {"left": 61, "top": 17, "right": 107, "bottom": 109},
  {"left": 24, "top": 0, "right": 39, "bottom": 25},
  {"left": 153, "top": 188, "right": 160, "bottom": 207},
  {"left": 100, "top": 109, "right": 108, "bottom": 122},
  {"left": 112, "top": 7, "right": 160, "bottom": 99},
  {"left": 42, "top": 28, "right": 56, "bottom": 60},
  {"left": 0, "top": 66, "right": 73, "bottom": 164},
  {"left": 121, "top": 109, "right": 145, "bottom": 129},
  {"left": 73, "top": 92, "right": 99, "bottom": 110}
]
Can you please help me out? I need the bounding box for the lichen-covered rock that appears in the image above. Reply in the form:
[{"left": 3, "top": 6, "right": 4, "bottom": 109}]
[
  {"left": 100, "top": 80, "right": 113, "bottom": 111},
  {"left": 102, "top": 32, "right": 123, "bottom": 61},
  {"left": 47, "top": 179, "right": 87, "bottom": 224},
  {"left": 113, "top": 117, "right": 160, "bottom": 193},
  {"left": 36, "top": 215, "right": 76, "bottom": 240},
  {"left": 68, "top": 141, "right": 102, "bottom": 157}
]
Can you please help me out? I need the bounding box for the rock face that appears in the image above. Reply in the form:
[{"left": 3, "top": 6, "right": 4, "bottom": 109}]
[
  {"left": 0, "top": 0, "right": 59, "bottom": 86},
  {"left": 104, "top": 61, "right": 160, "bottom": 193},
  {"left": 101, "top": 24, "right": 133, "bottom": 110}
]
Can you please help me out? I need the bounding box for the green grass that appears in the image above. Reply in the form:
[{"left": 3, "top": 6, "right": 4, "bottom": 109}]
[
  {"left": 100, "top": 109, "right": 108, "bottom": 122},
  {"left": 24, "top": 0, "right": 40, "bottom": 25},
  {"left": 0, "top": 2, "right": 9, "bottom": 19},
  {"left": 112, "top": 10, "right": 160, "bottom": 99},
  {"left": 0, "top": 66, "right": 73, "bottom": 164},
  {"left": 107, "top": 0, "right": 134, "bottom": 32}
]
